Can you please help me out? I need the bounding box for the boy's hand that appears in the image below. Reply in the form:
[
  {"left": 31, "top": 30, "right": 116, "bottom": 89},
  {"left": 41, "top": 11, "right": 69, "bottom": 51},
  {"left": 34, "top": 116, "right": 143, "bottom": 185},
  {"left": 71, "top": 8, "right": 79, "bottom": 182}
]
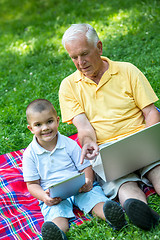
[
  {"left": 79, "top": 178, "right": 93, "bottom": 193},
  {"left": 43, "top": 189, "right": 62, "bottom": 206}
]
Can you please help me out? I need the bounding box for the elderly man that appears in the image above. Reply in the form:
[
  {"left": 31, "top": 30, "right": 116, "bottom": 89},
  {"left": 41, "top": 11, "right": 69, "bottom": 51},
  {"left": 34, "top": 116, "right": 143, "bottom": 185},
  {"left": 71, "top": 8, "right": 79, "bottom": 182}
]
[{"left": 59, "top": 23, "right": 160, "bottom": 230}]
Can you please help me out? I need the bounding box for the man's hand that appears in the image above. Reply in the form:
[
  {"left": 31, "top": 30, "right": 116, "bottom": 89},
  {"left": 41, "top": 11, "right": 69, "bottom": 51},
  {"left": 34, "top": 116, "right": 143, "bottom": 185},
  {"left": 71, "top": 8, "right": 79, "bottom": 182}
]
[
  {"left": 72, "top": 113, "right": 99, "bottom": 164},
  {"left": 80, "top": 142, "right": 99, "bottom": 164},
  {"left": 43, "top": 189, "right": 62, "bottom": 206}
]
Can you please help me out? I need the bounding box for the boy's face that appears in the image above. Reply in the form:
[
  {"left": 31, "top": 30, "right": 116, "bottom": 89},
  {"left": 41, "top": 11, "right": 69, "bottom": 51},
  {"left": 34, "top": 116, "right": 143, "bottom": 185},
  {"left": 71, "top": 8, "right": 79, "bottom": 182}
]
[{"left": 27, "top": 109, "right": 59, "bottom": 147}]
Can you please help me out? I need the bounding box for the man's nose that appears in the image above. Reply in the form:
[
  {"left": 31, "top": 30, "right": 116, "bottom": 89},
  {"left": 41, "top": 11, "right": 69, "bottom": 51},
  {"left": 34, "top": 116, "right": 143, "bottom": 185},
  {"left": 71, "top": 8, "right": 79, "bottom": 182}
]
[{"left": 78, "top": 56, "right": 85, "bottom": 66}]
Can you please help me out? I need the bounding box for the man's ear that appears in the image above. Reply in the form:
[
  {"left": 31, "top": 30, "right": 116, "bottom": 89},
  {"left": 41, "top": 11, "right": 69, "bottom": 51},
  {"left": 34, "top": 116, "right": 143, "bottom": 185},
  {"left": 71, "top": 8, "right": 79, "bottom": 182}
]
[
  {"left": 27, "top": 125, "right": 34, "bottom": 134},
  {"left": 97, "top": 40, "right": 103, "bottom": 55}
]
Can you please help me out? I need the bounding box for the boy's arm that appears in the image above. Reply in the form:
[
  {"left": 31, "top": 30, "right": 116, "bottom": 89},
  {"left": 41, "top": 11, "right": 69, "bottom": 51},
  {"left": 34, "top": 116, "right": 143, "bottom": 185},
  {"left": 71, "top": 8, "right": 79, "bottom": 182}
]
[
  {"left": 79, "top": 165, "right": 95, "bottom": 193},
  {"left": 26, "top": 180, "right": 62, "bottom": 206}
]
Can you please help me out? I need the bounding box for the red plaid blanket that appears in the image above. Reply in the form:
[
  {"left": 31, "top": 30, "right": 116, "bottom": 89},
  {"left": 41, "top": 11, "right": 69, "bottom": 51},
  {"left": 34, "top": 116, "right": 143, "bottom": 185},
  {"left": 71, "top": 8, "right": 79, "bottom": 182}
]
[{"left": 0, "top": 134, "right": 155, "bottom": 239}]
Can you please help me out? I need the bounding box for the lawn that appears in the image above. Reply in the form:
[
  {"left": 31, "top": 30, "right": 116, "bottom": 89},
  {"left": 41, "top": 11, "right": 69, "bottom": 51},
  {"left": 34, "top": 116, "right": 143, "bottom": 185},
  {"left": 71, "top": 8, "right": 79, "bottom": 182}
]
[{"left": 0, "top": 0, "right": 160, "bottom": 239}]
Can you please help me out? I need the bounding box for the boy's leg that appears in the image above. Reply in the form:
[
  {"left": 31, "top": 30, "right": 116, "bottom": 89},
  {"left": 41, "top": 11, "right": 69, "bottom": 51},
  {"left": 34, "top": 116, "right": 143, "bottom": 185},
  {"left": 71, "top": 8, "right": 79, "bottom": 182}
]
[
  {"left": 91, "top": 202, "right": 105, "bottom": 219},
  {"left": 41, "top": 217, "right": 68, "bottom": 240},
  {"left": 91, "top": 201, "right": 126, "bottom": 231},
  {"left": 53, "top": 217, "right": 69, "bottom": 233},
  {"left": 74, "top": 182, "right": 126, "bottom": 230},
  {"left": 40, "top": 199, "right": 74, "bottom": 240}
]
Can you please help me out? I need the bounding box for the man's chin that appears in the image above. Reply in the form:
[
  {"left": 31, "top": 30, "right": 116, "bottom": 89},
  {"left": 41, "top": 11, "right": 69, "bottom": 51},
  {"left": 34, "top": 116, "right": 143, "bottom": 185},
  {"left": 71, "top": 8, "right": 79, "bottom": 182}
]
[{"left": 82, "top": 70, "right": 93, "bottom": 77}]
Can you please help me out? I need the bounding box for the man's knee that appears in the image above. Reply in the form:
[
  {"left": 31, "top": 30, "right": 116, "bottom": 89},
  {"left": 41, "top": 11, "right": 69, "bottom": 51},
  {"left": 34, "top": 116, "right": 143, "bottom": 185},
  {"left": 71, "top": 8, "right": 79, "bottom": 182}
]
[
  {"left": 146, "top": 164, "right": 160, "bottom": 182},
  {"left": 146, "top": 165, "right": 160, "bottom": 194},
  {"left": 118, "top": 181, "right": 139, "bottom": 195},
  {"left": 118, "top": 181, "right": 147, "bottom": 206}
]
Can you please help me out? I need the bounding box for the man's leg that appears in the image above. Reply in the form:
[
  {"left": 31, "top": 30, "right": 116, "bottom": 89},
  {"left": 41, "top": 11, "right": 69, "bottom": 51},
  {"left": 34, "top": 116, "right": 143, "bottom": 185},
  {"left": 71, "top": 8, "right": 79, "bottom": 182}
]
[
  {"left": 118, "top": 181, "right": 147, "bottom": 207},
  {"left": 118, "top": 181, "right": 160, "bottom": 230},
  {"left": 145, "top": 165, "right": 160, "bottom": 195}
]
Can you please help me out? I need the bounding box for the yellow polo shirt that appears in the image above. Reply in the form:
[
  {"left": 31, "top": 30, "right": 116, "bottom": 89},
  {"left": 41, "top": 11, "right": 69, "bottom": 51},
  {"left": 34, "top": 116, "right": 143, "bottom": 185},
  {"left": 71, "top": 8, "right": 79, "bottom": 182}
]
[{"left": 59, "top": 57, "right": 159, "bottom": 145}]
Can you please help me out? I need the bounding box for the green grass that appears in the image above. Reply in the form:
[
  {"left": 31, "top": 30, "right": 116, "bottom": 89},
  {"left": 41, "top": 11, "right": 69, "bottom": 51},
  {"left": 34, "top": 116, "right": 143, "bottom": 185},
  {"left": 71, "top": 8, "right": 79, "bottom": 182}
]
[
  {"left": 67, "top": 194, "right": 160, "bottom": 240},
  {"left": 0, "top": 0, "right": 160, "bottom": 239}
]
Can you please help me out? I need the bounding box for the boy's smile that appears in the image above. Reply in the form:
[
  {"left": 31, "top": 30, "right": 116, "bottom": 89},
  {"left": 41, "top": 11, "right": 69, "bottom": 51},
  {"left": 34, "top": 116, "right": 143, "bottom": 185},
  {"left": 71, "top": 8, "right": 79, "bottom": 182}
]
[{"left": 27, "top": 109, "right": 59, "bottom": 150}]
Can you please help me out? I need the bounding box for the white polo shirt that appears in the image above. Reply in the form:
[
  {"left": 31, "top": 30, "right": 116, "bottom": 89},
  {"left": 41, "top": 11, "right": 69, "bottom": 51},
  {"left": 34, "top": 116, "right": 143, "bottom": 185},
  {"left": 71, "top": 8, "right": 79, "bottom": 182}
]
[{"left": 23, "top": 132, "right": 90, "bottom": 190}]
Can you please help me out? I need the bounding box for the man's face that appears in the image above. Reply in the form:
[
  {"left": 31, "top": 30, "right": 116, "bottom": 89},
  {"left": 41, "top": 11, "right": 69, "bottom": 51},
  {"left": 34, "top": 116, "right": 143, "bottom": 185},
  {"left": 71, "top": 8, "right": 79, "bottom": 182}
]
[{"left": 65, "top": 35, "right": 102, "bottom": 79}]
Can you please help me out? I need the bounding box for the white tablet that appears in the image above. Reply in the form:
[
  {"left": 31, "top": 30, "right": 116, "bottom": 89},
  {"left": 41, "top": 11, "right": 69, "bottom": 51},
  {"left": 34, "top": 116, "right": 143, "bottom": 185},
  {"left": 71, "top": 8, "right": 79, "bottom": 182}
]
[{"left": 49, "top": 172, "right": 85, "bottom": 199}]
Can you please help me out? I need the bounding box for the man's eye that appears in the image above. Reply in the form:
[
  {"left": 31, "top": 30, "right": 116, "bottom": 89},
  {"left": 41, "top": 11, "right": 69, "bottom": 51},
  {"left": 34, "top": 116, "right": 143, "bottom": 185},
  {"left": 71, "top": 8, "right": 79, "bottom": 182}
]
[{"left": 72, "top": 56, "right": 78, "bottom": 60}]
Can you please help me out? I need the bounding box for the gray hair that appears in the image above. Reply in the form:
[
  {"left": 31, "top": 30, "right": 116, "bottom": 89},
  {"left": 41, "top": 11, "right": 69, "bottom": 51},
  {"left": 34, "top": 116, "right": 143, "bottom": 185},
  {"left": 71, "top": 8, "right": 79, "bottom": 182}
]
[{"left": 62, "top": 23, "right": 100, "bottom": 48}]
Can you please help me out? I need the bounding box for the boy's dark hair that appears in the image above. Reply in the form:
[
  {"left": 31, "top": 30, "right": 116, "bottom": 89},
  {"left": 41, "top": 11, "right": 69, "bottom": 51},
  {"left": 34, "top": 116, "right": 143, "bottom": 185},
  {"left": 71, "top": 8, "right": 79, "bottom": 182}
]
[{"left": 26, "top": 99, "right": 57, "bottom": 124}]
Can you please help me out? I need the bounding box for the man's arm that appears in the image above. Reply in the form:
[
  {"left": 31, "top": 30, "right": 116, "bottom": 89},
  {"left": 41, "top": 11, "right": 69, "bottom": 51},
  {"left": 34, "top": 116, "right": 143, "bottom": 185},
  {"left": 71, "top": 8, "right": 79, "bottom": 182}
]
[
  {"left": 142, "top": 103, "right": 160, "bottom": 127},
  {"left": 72, "top": 113, "right": 99, "bottom": 163}
]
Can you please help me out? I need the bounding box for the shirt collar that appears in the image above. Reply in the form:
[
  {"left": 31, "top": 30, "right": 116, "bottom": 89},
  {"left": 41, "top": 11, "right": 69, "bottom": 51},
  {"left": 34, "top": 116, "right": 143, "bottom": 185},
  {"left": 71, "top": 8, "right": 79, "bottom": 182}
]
[
  {"left": 74, "top": 56, "right": 118, "bottom": 83},
  {"left": 103, "top": 56, "right": 118, "bottom": 75},
  {"left": 32, "top": 131, "right": 65, "bottom": 155}
]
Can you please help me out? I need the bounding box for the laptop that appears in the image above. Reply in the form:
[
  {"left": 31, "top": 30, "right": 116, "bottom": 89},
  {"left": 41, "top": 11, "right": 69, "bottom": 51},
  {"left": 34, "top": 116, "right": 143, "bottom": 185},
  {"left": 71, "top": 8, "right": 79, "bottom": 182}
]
[
  {"left": 95, "top": 122, "right": 160, "bottom": 182},
  {"left": 49, "top": 172, "right": 85, "bottom": 199}
]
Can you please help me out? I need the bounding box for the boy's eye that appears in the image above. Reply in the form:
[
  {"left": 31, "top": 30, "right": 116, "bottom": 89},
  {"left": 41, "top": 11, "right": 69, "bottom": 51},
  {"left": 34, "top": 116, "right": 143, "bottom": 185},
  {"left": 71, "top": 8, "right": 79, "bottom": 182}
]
[
  {"left": 48, "top": 120, "right": 53, "bottom": 124},
  {"left": 35, "top": 123, "right": 41, "bottom": 127}
]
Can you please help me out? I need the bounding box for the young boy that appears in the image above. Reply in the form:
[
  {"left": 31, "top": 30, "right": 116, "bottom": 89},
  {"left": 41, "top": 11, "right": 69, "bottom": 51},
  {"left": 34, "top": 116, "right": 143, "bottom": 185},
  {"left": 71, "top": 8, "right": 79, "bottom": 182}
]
[{"left": 23, "top": 99, "right": 126, "bottom": 240}]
